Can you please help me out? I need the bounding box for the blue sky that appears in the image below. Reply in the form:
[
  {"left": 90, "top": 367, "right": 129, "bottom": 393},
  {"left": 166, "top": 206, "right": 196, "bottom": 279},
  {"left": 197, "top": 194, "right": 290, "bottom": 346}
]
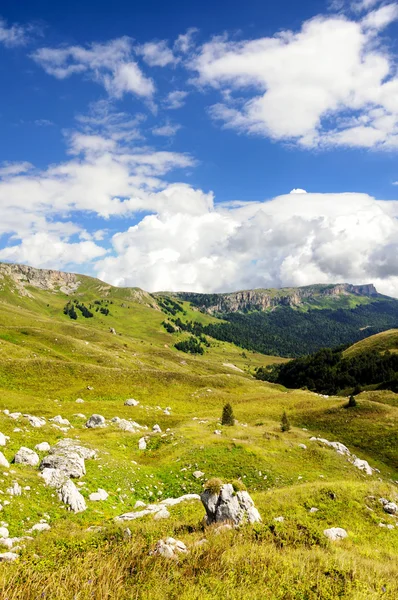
[{"left": 0, "top": 0, "right": 398, "bottom": 295}]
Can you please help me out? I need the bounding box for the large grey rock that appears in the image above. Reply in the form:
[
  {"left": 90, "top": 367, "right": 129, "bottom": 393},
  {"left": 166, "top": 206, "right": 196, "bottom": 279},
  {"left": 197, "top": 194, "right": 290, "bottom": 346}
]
[
  {"left": 13, "top": 447, "right": 39, "bottom": 467},
  {"left": 50, "top": 439, "right": 97, "bottom": 460},
  {"left": 200, "top": 483, "right": 261, "bottom": 526},
  {"left": 40, "top": 451, "right": 85, "bottom": 478},
  {"left": 383, "top": 502, "right": 397, "bottom": 515},
  {"left": 324, "top": 527, "right": 348, "bottom": 541},
  {"left": 85, "top": 414, "right": 106, "bottom": 429},
  {"left": 58, "top": 480, "right": 87, "bottom": 513},
  {"left": 39, "top": 467, "right": 68, "bottom": 488}
]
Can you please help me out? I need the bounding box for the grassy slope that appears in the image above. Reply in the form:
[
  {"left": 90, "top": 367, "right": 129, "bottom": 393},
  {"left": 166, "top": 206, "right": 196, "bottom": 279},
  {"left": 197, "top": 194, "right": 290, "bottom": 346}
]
[
  {"left": 0, "top": 277, "right": 396, "bottom": 598},
  {"left": 344, "top": 328, "right": 398, "bottom": 357}
]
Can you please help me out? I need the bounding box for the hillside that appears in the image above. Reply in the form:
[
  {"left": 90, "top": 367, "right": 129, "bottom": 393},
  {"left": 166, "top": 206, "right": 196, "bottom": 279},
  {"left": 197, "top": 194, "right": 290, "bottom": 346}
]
[
  {"left": 256, "top": 329, "right": 398, "bottom": 397},
  {"left": 0, "top": 263, "right": 396, "bottom": 598}
]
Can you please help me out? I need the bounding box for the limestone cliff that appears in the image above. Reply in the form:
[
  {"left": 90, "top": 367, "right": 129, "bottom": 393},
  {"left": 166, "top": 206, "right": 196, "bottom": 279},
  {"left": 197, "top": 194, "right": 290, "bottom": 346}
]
[
  {"left": 177, "top": 283, "right": 379, "bottom": 314},
  {"left": 0, "top": 262, "right": 81, "bottom": 296}
]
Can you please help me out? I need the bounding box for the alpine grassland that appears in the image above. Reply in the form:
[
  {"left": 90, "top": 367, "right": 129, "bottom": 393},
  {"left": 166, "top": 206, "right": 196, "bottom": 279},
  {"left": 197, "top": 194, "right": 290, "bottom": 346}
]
[{"left": 0, "top": 264, "right": 396, "bottom": 599}]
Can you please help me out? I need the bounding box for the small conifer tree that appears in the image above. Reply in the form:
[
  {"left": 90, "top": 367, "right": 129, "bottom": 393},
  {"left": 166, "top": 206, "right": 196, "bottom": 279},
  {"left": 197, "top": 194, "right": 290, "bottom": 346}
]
[
  {"left": 221, "top": 402, "right": 235, "bottom": 426},
  {"left": 281, "top": 411, "right": 290, "bottom": 432},
  {"left": 347, "top": 395, "right": 357, "bottom": 408}
]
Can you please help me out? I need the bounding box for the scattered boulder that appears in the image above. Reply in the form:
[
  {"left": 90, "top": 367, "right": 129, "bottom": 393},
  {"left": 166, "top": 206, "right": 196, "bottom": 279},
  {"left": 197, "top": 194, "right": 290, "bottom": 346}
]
[
  {"left": 274, "top": 516, "right": 284, "bottom": 523},
  {"left": 116, "top": 494, "right": 200, "bottom": 521},
  {"left": 0, "top": 452, "right": 10, "bottom": 468},
  {"left": 25, "top": 415, "right": 46, "bottom": 428},
  {"left": 29, "top": 523, "right": 50, "bottom": 533},
  {"left": 124, "top": 399, "right": 139, "bottom": 406},
  {"left": 324, "top": 527, "right": 348, "bottom": 541},
  {"left": 109, "top": 328, "right": 117, "bottom": 335},
  {"left": 310, "top": 438, "right": 350, "bottom": 456},
  {"left": 152, "top": 424, "right": 162, "bottom": 433},
  {"left": 193, "top": 470, "right": 205, "bottom": 479},
  {"left": 383, "top": 502, "right": 398, "bottom": 515},
  {"left": 138, "top": 437, "right": 147, "bottom": 450},
  {"left": 353, "top": 458, "right": 373, "bottom": 475},
  {"left": 9, "top": 413, "right": 21, "bottom": 420},
  {"left": 0, "top": 552, "right": 18, "bottom": 562},
  {"left": 89, "top": 488, "right": 108, "bottom": 501},
  {"left": 13, "top": 447, "right": 39, "bottom": 467},
  {"left": 111, "top": 418, "right": 144, "bottom": 433},
  {"left": 152, "top": 537, "right": 187, "bottom": 558},
  {"left": 201, "top": 482, "right": 261, "bottom": 526},
  {"left": 58, "top": 480, "right": 86, "bottom": 513},
  {"left": 35, "top": 442, "right": 51, "bottom": 452},
  {"left": 0, "top": 433, "right": 7, "bottom": 446},
  {"left": 76, "top": 398, "right": 84, "bottom": 404},
  {"left": 40, "top": 452, "right": 85, "bottom": 479},
  {"left": 0, "top": 527, "right": 9, "bottom": 539},
  {"left": 298, "top": 444, "right": 307, "bottom": 450},
  {"left": 50, "top": 415, "right": 70, "bottom": 426},
  {"left": 309, "top": 507, "right": 319, "bottom": 513},
  {"left": 86, "top": 414, "right": 106, "bottom": 429},
  {"left": 7, "top": 482, "right": 22, "bottom": 496},
  {"left": 214, "top": 430, "right": 222, "bottom": 436}
]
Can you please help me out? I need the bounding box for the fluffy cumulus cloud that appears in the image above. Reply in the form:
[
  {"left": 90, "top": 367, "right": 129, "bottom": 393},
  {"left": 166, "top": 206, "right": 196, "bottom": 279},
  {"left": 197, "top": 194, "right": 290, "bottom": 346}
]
[
  {"left": 95, "top": 188, "right": 398, "bottom": 297},
  {"left": 189, "top": 3, "right": 398, "bottom": 148},
  {"left": 31, "top": 37, "right": 155, "bottom": 99}
]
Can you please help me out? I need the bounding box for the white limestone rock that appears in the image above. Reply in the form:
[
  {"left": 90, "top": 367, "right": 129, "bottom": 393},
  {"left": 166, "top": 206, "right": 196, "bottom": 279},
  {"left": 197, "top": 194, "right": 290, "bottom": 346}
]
[
  {"left": 7, "top": 482, "right": 22, "bottom": 496},
  {"left": 40, "top": 452, "right": 85, "bottom": 479},
  {"left": 0, "top": 433, "right": 7, "bottom": 446},
  {"left": 138, "top": 437, "right": 147, "bottom": 450},
  {"left": 152, "top": 424, "right": 162, "bottom": 433},
  {"left": 35, "top": 442, "right": 51, "bottom": 452},
  {"left": 29, "top": 523, "right": 51, "bottom": 533},
  {"left": 0, "top": 452, "right": 9, "bottom": 469},
  {"left": 352, "top": 457, "right": 373, "bottom": 475},
  {"left": 152, "top": 537, "right": 187, "bottom": 558},
  {"left": 125, "top": 399, "right": 139, "bottom": 406},
  {"left": 50, "top": 415, "right": 70, "bottom": 426},
  {"left": 58, "top": 480, "right": 87, "bottom": 513},
  {"left": 89, "top": 488, "right": 108, "bottom": 501},
  {"left": 193, "top": 470, "right": 205, "bottom": 479},
  {"left": 201, "top": 484, "right": 261, "bottom": 526},
  {"left": 324, "top": 527, "right": 348, "bottom": 541},
  {"left": 0, "top": 552, "right": 18, "bottom": 562},
  {"left": 25, "top": 415, "right": 46, "bottom": 428},
  {"left": 13, "top": 447, "right": 39, "bottom": 467},
  {"left": 39, "top": 468, "right": 68, "bottom": 488},
  {"left": 383, "top": 502, "right": 398, "bottom": 515},
  {"left": 154, "top": 508, "right": 170, "bottom": 520},
  {"left": 0, "top": 527, "right": 9, "bottom": 539}
]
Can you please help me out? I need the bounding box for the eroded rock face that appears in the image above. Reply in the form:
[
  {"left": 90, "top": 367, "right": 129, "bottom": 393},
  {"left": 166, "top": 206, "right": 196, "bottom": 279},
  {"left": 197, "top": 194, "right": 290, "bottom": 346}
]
[
  {"left": 0, "top": 263, "right": 81, "bottom": 296},
  {"left": 200, "top": 484, "right": 261, "bottom": 526},
  {"left": 58, "top": 480, "right": 86, "bottom": 513}
]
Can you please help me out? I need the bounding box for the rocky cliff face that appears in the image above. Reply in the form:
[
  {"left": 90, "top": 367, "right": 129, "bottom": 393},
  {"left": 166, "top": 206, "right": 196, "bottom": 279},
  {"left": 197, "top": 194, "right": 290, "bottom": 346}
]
[
  {"left": 178, "top": 283, "right": 379, "bottom": 314},
  {"left": 0, "top": 263, "right": 81, "bottom": 296}
]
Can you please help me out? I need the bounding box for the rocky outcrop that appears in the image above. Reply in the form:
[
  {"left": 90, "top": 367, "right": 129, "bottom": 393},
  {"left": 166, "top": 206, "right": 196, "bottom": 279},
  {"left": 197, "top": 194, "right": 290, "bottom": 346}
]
[
  {"left": 177, "top": 283, "right": 379, "bottom": 315},
  {"left": 200, "top": 483, "right": 261, "bottom": 526},
  {"left": 0, "top": 262, "right": 81, "bottom": 296},
  {"left": 13, "top": 447, "right": 39, "bottom": 467}
]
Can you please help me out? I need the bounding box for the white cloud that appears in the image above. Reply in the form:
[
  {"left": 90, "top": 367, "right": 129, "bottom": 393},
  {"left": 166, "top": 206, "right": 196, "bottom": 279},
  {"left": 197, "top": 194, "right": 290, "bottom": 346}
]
[
  {"left": 190, "top": 7, "right": 398, "bottom": 148},
  {"left": 0, "top": 17, "right": 28, "bottom": 47},
  {"left": 0, "top": 233, "right": 107, "bottom": 269},
  {"left": 290, "top": 188, "right": 307, "bottom": 194},
  {"left": 0, "top": 161, "right": 33, "bottom": 177},
  {"left": 164, "top": 90, "right": 189, "bottom": 109},
  {"left": 152, "top": 122, "right": 181, "bottom": 137},
  {"left": 95, "top": 188, "right": 398, "bottom": 297},
  {"left": 174, "top": 28, "right": 198, "bottom": 54},
  {"left": 136, "top": 40, "right": 176, "bottom": 67},
  {"left": 31, "top": 37, "right": 154, "bottom": 99}
]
